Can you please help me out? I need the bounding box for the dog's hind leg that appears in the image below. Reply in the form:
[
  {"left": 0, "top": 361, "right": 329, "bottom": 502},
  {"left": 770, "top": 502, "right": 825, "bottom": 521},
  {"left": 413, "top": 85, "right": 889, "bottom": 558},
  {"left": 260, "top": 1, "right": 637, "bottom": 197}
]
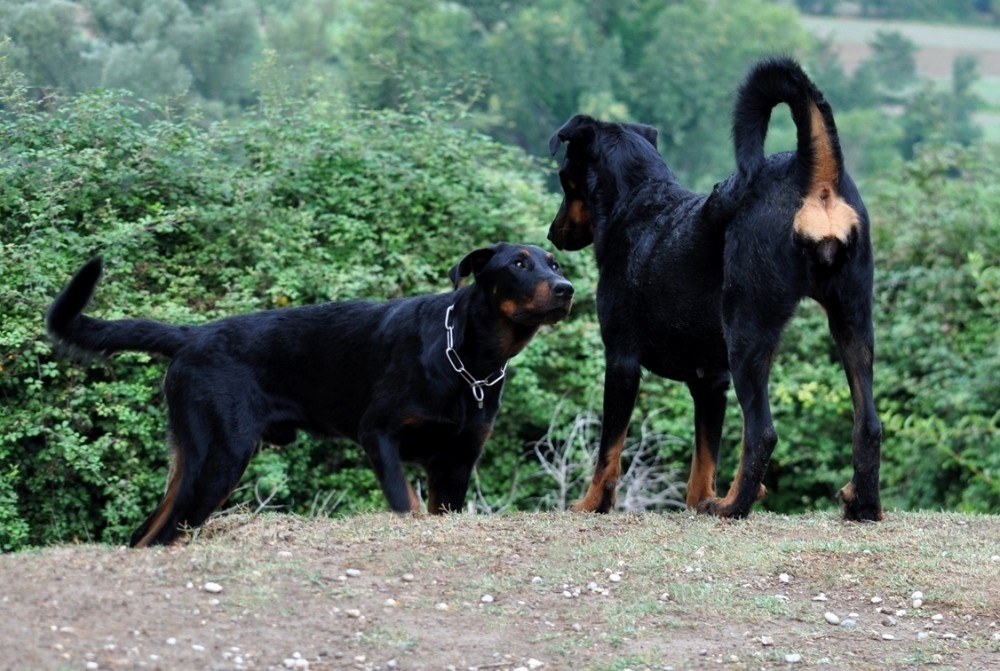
[
  {"left": 572, "top": 353, "right": 641, "bottom": 513},
  {"left": 822, "top": 292, "right": 883, "bottom": 521},
  {"left": 698, "top": 287, "right": 794, "bottom": 518},
  {"left": 130, "top": 432, "right": 192, "bottom": 547},
  {"left": 685, "top": 374, "right": 730, "bottom": 508},
  {"left": 182, "top": 432, "right": 259, "bottom": 533}
]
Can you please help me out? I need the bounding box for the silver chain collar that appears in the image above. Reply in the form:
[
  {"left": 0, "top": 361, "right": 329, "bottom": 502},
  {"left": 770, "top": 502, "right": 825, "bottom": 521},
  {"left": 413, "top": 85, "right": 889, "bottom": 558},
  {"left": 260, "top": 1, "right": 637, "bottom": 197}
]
[{"left": 444, "top": 304, "right": 508, "bottom": 409}]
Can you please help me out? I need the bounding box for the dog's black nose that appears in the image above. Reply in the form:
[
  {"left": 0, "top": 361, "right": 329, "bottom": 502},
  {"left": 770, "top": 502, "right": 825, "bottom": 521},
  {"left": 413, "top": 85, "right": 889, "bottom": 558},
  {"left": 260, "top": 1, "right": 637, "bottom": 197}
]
[{"left": 553, "top": 281, "right": 574, "bottom": 299}]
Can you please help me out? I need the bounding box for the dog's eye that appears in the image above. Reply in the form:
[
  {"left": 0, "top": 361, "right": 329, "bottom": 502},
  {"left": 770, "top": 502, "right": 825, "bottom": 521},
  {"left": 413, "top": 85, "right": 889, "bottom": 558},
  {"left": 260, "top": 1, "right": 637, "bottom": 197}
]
[
  {"left": 549, "top": 261, "right": 560, "bottom": 271},
  {"left": 513, "top": 259, "right": 526, "bottom": 269}
]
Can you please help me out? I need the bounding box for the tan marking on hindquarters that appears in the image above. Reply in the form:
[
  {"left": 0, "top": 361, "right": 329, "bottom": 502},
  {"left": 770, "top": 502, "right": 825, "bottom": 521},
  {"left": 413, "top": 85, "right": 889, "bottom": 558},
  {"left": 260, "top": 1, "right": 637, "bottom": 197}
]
[
  {"left": 133, "top": 439, "right": 185, "bottom": 548},
  {"left": 686, "top": 435, "right": 717, "bottom": 508},
  {"left": 793, "top": 103, "right": 860, "bottom": 244},
  {"left": 571, "top": 431, "right": 626, "bottom": 512}
]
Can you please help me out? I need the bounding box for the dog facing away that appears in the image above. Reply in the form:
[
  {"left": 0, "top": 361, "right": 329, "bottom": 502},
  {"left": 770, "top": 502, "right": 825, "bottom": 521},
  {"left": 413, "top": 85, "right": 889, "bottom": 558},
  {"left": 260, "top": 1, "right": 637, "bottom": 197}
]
[
  {"left": 47, "top": 243, "right": 573, "bottom": 546},
  {"left": 547, "top": 57, "right": 882, "bottom": 521}
]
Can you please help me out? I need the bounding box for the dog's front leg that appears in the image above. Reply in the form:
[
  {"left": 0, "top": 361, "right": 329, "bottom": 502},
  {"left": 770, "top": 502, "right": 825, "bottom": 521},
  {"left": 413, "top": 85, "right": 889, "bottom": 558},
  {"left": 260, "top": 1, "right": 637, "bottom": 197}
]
[
  {"left": 572, "top": 354, "right": 641, "bottom": 513},
  {"left": 685, "top": 375, "right": 730, "bottom": 508},
  {"left": 362, "top": 431, "right": 419, "bottom": 513}
]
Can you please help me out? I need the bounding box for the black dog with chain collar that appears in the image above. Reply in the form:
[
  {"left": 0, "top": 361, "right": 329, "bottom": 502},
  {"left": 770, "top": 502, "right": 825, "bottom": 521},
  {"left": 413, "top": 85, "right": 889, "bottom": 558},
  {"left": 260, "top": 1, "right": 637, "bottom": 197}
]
[{"left": 47, "top": 242, "right": 572, "bottom": 546}]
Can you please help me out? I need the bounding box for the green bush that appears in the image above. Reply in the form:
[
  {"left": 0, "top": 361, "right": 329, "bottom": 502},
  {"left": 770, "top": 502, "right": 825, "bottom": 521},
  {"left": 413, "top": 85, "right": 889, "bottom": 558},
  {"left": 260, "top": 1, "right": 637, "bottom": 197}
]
[{"left": 0, "top": 64, "right": 570, "bottom": 549}]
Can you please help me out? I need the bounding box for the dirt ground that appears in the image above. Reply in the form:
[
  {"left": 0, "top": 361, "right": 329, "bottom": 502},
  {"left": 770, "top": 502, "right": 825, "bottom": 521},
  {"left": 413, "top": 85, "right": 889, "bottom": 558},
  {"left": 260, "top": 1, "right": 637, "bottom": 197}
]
[{"left": 1, "top": 511, "right": 998, "bottom": 671}]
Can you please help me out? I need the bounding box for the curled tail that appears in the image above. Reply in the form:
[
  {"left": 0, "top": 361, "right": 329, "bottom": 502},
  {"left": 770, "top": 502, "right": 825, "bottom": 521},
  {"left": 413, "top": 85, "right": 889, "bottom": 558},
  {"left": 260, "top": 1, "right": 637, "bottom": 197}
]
[
  {"left": 47, "top": 258, "right": 189, "bottom": 359},
  {"left": 733, "top": 56, "right": 860, "bottom": 264}
]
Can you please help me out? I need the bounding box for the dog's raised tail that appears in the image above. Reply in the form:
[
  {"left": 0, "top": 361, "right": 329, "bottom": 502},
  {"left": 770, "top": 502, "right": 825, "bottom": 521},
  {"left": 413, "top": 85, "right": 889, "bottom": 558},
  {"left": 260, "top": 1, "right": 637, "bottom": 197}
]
[
  {"left": 47, "top": 258, "right": 188, "bottom": 359},
  {"left": 733, "top": 56, "right": 860, "bottom": 265}
]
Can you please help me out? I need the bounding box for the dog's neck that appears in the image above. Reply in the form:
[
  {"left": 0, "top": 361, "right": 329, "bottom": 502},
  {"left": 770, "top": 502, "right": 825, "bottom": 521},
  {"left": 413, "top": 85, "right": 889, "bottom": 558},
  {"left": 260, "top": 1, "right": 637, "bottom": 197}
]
[{"left": 450, "top": 288, "right": 537, "bottom": 377}]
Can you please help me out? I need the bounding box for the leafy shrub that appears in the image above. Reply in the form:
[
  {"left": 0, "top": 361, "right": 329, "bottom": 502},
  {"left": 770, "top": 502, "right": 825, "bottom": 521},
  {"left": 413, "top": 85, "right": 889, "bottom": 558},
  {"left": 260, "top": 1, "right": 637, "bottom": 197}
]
[{"left": 0, "top": 62, "right": 568, "bottom": 549}]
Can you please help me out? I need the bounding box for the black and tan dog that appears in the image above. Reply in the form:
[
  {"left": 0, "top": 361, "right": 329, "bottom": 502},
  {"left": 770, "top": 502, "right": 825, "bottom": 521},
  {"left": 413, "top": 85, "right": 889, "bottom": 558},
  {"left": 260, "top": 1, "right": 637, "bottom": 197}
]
[
  {"left": 47, "top": 243, "right": 573, "bottom": 546},
  {"left": 547, "top": 57, "right": 882, "bottom": 521}
]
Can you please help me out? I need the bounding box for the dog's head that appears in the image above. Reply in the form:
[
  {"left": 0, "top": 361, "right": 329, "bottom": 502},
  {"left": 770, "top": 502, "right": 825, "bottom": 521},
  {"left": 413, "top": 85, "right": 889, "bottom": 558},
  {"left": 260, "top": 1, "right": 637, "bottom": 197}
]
[
  {"left": 449, "top": 242, "right": 573, "bottom": 326},
  {"left": 547, "top": 114, "right": 661, "bottom": 251}
]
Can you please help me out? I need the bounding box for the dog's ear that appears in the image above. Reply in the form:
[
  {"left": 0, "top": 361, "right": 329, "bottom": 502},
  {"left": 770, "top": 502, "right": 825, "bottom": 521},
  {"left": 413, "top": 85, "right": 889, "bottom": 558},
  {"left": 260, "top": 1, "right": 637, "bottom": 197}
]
[
  {"left": 549, "top": 114, "right": 596, "bottom": 155},
  {"left": 631, "top": 123, "right": 658, "bottom": 149},
  {"left": 449, "top": 246, "right": 497, "bottom": 289}
]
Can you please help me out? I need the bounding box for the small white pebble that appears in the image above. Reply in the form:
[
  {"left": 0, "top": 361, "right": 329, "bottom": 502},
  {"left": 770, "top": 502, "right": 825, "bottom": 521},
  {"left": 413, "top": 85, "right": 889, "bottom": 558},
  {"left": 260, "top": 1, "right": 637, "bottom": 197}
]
[
  {"left": 587, "top": 581, "right": 599, "bottom": 591},
  {"left": 609, "top": 573, "right": 622, "bottom": 583},
  {"left": 166, "top": 638, "right": 177, "bottom": 645},
  {"left": 785, "top": 653, "right": 801, "bottom": 663},
  {"left": 942, "top": 633, "right": 958, "bottom": 640},
  {"left": 871, "top": 596, "right": 883, "bottom": 604},
  {"left": 812, "top": 593, "right": 828, "bottom": 602},
  {"left": 760, "top": 636, "right": 774, "bottom": 646},
  {"left": 824, "top": 612, "right": 841, "bottom": 625},
  {"left": 435, "top": 602, "right": 449, "bottom": 611},
  {"left": 917, "top": 632, "right": 930, "bottom": 641},
  {"left": 277, "top": 550, "right": 293, "bottom": 558},
  {"left": 186, "top": 581, "right": 194, "bottom": 589},
  {"left": 779, "top": 573, "right": 791, "bottom": 583},
  {"left": 913, "top": 598, "right": 923, "bottom": 608},
  {"left": 562, "top": 591, "right": 573, "bottom": 598},
  {"left": 911, "top": 591, "right": 924, "bottom": 600},
  {"left": 527, "top": 659, "right": 544, "bottom": 669},
  {"left": 931, "top": 614, "right": 944, "bottom": 623},
  {"left": 203, "top": 582, "right": 222, "bottom": 594},
  {"left": 991, "top": 555, "right": 999, "bottom": 562},
  {"left": 345, "top": 568, "right": 361, "bottom": 578},
  {"left": 384, "top": 598, "right": 397, "bottom": 607},
  {"left": 481, "top": 594, "right": 494, "bottom": 603},
  {"left": 345, "top": 609, "right": 362, "bottom": 618},
  {"left": 387, "top": 660, "right": 397, "bottom": 669},
  {"left": 86, "top": 663, "right": 98, "bottom": 670},
  {"left": 882, "top": 633, "right": 895, "bottom": 641},
  {"left": 192, "top": 644, "right": 205, "bottom": 652},
  {"left": 531, "top": 576, "right": 542, "bottom": 584},
  {"left": 401, "top": 573, "right": 415, "bottom": 582}
]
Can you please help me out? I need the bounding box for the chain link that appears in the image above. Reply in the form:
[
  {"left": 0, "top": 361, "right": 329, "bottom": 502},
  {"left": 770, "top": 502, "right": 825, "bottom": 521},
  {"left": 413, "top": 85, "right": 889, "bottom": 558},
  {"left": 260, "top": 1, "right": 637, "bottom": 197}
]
[{"left": 445, "top": 304, "right": 508, "bottom": 409}]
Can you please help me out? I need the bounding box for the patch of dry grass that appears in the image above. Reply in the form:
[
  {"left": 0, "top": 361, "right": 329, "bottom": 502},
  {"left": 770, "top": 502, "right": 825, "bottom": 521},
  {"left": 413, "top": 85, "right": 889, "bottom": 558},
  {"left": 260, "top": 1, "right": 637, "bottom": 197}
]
[{"left": 2, "top": 511, "right": 998, "bottom": 670}]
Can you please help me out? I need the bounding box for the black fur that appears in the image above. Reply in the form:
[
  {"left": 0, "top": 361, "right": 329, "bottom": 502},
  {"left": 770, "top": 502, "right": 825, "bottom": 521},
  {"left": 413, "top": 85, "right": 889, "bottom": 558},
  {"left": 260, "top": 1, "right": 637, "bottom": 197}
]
[
  {"left": 547, "top": 56, "right": 882, "bottom": 521},
  {"left": 47, "top": 243, "right": 573, "bottom": 546}
]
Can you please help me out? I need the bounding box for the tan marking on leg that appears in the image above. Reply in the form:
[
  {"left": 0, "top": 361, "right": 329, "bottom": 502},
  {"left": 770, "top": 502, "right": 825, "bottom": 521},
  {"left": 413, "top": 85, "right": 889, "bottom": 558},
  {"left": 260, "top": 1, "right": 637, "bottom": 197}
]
[
  {"left": 406, "top": 482, "right": 423, "bottom": 512},
  {"left": 133, "top": 439, "right": 185, "bottom": 548},
  {"left": 696, "top": 428, "right": 766, "bottom": 517},
  {"left": 686, "top": 436, "right": 716, "bottom": 508},
  {"left": 571, "top": 431, "right": 625, "bottom": 512}
]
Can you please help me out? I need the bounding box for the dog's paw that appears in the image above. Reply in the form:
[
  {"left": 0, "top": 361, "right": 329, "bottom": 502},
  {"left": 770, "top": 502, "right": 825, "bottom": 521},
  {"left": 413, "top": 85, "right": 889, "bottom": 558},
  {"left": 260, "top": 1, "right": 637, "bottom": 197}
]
[
  {"left": 837, "top": 483, "right": 884, "bottom": 522},
  {"left": 570, "top": 485, "right": 616, "bottom": 513},
  {"left": 694, "top": 497, "right": 730, "bottom": 517}
]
